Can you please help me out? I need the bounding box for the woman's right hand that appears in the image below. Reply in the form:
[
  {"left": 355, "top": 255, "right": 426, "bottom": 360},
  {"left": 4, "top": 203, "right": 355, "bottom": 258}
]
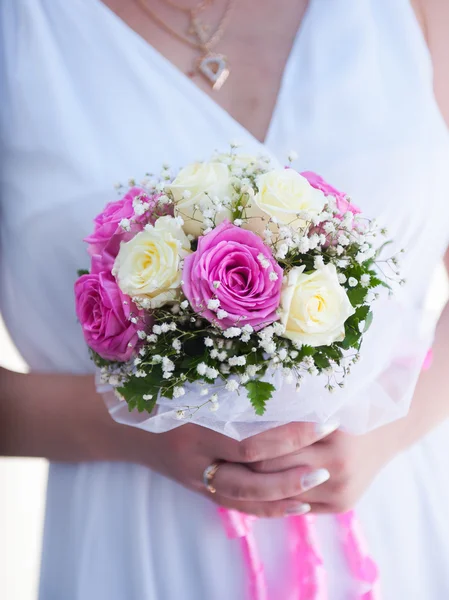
[{"left": 135, "top": 421, "right": 333, "bottom": 518}]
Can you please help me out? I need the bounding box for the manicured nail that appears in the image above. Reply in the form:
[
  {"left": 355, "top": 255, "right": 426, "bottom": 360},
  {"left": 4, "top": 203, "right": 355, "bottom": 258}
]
[
  {"left": 314, "top": 422, "right": 339, "bottom": 438},
  {"left": 285, "top": 502, "right": 311, "bottom": 516},
  {"left": 301, "top": 468, "right": 330, "bottom": 491}
]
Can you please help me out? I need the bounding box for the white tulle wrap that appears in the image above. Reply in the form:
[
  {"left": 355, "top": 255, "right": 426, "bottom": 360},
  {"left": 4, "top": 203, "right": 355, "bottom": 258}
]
[{"left": 99, "top": 292, "right": 433, "bottom": 441}]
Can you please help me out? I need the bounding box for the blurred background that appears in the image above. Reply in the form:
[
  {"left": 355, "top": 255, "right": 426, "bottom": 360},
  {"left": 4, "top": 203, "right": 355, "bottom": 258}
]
[{"left": 1, "top": 265, "right": 448, "bottom": 600}]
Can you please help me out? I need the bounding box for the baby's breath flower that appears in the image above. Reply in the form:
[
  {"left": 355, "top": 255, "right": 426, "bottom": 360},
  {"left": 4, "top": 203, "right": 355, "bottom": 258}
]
[
  {"left": 204, "top": 337, "right": 214, "bottom": 347},
  {"left": 173, "top": 386, "right": 185, "bottom": 398},
  {"left": 348, "top": 277, "right": 358, "bottom": 287},
  {"left": 119, "top": 218, "right": 131, "bottom": 231},
  {"left": 314, "top": 256, "right": 325, "bottom": 270},
  {"left": 206, "top": 367, "right": 219, "bottom": 379},
  {"left": 143, "top": 394, "right": 153, "bottom": 400},
  {"left": 257, "top": 253, "right": 270, "bottom": 269},
  {"left": 360, "top": 274, "right": 371, "bottom": 287},
  {"left": 176, "top": 410, "right": 186, "bottom": 420},
  {"left": 197, "top": 362, "right": 207, "bottom": 376},
  {"left": 224, "top": 327, "right": 242, "bottom": 338},
  {"left": 162, "top": 357, "right": 175, "bottom": 372},
  {"left": 207, "top": 298, "right": 220, "bottom": 311},
  {"left": 137, "top": 330, "right": 147, "bottom": 340},
  {"left": 278, "top": 348, "right": 288, "bottom": 361},
  {"left": 246, "top": 365, "right": 259, "bottom": 377},
  {"left": 225, "top": 380, "right": 239, "bottom": 392},
  {"left": 217, "top": 309, "right": 228, "bottom": 320}
]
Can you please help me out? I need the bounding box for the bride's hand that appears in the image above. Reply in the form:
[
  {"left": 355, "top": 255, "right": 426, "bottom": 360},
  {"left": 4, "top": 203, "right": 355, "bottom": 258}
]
[
  {"left": 137, "top": 421, "right": 337, "bottom": 517},
  {"left": 249, "top": 422, "right": 405, "bottom": 513}
]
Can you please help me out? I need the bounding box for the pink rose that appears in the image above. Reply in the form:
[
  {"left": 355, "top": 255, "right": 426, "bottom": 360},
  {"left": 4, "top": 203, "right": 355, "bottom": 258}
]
[
  {"left": 85, "top": 188, "right": 147, "bottom": 256},
  {"left": 301, "top": 172, "right": 360, "bottom": 217},
  {"left": 182, "top": 220, "right": 283, "bottom": 330},
  {"left": 85, "top": 188, "right": 172, "bottom": 275},
  {"left": 75, "top": 266, "right": 145, "bottom": 362}
]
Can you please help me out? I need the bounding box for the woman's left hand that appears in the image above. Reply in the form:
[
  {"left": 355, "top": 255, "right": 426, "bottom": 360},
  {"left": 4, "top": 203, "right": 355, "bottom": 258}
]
[{"left": 249, "top": 421, "right": 405, "bottom": 513}]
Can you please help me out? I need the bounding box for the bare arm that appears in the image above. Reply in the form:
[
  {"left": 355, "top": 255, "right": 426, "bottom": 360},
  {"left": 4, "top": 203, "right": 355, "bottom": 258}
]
[{"left": 0, "top": 369, "right": 129, "bottom": 461}]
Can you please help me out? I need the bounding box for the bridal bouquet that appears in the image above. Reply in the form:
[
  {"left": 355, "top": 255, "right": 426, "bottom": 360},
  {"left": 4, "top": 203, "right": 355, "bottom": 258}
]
[{"left": 75, "top": 147, "right": 400, "bottom": 428}]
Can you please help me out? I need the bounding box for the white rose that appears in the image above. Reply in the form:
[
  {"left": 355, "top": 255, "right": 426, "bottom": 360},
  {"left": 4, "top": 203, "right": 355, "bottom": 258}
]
[
  {"left": 166, "top": 161, "right": 233, "bottom": 237},
  {"left": 280, "top": 264, "right": 355, "bottom": 346},
  {"left": 245, "top": 169, "right": 326, "bottom": 238},
  {"left": 113, "top": 216, "right": 191, "bottom": 308}
]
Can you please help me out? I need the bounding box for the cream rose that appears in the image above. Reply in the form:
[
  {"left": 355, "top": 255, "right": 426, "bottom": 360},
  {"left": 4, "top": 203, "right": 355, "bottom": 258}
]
[
  {"left": 280, "top": 264, "right": 355, "bottom": 346},
  {"left": 113, "top": 216, "right": 191, "bottom": 308},
  {"left": 166, "top": 161, "right": 233, "bottom": 237},
  {"left": 245, "top": 168, "right": 326, "bottom": 237}
]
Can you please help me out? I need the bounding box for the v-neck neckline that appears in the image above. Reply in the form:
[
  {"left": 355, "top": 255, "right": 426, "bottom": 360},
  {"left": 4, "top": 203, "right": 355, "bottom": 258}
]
[{"left": 91, "top": 0, "right": 314, "bottom": 146}]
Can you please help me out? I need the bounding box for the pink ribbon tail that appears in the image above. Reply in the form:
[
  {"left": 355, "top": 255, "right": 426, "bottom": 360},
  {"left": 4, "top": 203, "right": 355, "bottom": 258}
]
[
  {"left": 219, "top": 508, "right": 268, "bottom": 600},
  {"left": 336, "top": 511, "right": 381, "bottom": 600},
  {"left": 288, "top": 514, "right": 327, "bottom": 600}
]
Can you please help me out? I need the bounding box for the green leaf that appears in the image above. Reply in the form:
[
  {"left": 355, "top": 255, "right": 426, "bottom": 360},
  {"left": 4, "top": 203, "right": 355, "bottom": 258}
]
[
  {"left": 325, "top": 345, "right": 344, "bottom": 362},
  {"left": 354, "top": 305, "right": 370, "bottom": 322},
  {"left": 347, "top": 286, "right": 368, "bottom": 307},
  {"left": 313, "top": 353, "right": 330, "bottom": 369},
  {"left": 363, "top": 309, "right": 373, "bottom": 332},
  {"left": 116, "top": 367, "right": 162, "bottom": 414},
  {"left": 116, "top": 382, "right": 157, "bottom": 414},
  {"left": 244, "top": 380, "right": 276, "bottom": 416},
  {"left": 89, "top": 349, "right": 116, "bottom": 368},
  {"left": 300, "top": 345, "right": 316, "bottom": 358},
  {"left": 339, "top": 328, "right": 360, "bottom": 350},
  {"left": 77, "top": 269, "right": 89, "bottom": 277}
]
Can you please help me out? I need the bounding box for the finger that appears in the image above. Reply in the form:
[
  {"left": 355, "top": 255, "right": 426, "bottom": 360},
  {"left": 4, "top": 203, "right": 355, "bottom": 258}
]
[
  {"left": 216, "top": 421, "right": 339, "bottom": 464},
  {"left": 250, "top": 437, "right": 331, "bottom": 474},
  {"left": 211, "top": 493, "right": 312, "bottom": 518},
  {"left": 213, "top": 462, "right": 330, "bottom": 502}
]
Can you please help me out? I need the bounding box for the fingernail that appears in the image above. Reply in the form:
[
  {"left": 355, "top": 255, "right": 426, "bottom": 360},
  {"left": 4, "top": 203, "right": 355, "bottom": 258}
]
[
  {"left": 301, "top": 468, "right": 330, "bottom": 491},
  {"left": 314, "top": 421, "right": 339, "bottom": 438},
  {"left": 284, "top": 502, "right": 311, "bottom": 516}
]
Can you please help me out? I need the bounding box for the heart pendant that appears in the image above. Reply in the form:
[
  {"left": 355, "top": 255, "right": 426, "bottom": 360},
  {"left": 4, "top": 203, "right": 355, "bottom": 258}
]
[{"left": 198, "top": 54, "right": 230, "bottom": 91}]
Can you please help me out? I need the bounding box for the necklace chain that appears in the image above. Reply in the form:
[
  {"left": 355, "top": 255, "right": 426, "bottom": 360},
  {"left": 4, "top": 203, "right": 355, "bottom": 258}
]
[{"left": 137, "top": 0, "right": 234, "bottom": 52}]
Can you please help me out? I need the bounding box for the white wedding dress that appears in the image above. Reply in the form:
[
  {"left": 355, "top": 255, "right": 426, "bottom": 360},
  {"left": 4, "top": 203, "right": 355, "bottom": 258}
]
[{"left": 2, "top": 1, "right": 449, "bottom": 598}]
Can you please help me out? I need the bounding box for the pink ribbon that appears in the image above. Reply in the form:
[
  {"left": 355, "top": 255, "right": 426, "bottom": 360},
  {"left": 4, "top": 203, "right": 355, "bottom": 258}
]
[
  {"left": 219, "top": 508, "right": 380, "bottom": 600},
  {"left": 288, "top": 514, "right": 327, "bottom": 599},
  {"left": 335, "top": 511, "right": 381, "bottom": 600},
  {"left": 219, "top": 508, "right": 268, "bottom": 600}
]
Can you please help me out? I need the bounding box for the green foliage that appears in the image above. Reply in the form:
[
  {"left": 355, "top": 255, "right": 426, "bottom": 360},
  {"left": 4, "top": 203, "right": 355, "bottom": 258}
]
[
  {"left": 77, "top": 269, "right": 89, "bottom": 277},
  {"left": 89, "top": 349, "right": 116, "bottom": 368},
  {"left": 347, "top": 286, "right": 368, "bottom": 307},
  {"left": 116, "top": 367, "right": 161, "bottom": 413},
  {"left": 244, "top": 380, "right": 276, "bottom": 416}
]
